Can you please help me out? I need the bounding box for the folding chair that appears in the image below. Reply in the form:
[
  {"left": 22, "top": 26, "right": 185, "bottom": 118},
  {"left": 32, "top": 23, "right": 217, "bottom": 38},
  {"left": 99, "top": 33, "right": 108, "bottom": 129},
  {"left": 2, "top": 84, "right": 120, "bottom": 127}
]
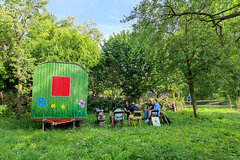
[
  {"left": 131, "top": 110, "right": 143, "bottom": 127},
  {"left": 110, "top": 110, "right": 124, "bottom": 128}
]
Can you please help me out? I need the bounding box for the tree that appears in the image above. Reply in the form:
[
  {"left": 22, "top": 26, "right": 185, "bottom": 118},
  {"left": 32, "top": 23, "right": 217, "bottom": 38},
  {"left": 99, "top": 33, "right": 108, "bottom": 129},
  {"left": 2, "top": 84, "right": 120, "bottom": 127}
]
[
  {"left": 123, "top": 0, "right": 240, "bottom": 117},
  {"left": 0, "top": 0, "right": 48, "bottom": 119},
  {"left": 28, "top": 16, "right": 102, "bottom": 70},
  {"left": 0, "top": 0, "right": 103, "bottom": 119},
  {"left": 101, "top": 30, "right": 155, "bottom": 102}
]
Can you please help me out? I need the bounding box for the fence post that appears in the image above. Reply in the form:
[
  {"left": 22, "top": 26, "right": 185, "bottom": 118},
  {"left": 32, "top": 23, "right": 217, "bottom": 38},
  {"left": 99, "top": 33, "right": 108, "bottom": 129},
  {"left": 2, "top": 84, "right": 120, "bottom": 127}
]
[{"left": 227, "top": 95, "right": 232, "bottom": 109}]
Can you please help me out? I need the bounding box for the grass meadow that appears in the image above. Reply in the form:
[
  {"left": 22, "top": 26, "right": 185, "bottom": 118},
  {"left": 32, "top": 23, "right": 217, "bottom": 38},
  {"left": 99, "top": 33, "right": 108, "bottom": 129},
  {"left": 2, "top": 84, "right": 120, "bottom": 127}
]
[{"left": 0, "top": 108, "right": 239, "bottom": 160}]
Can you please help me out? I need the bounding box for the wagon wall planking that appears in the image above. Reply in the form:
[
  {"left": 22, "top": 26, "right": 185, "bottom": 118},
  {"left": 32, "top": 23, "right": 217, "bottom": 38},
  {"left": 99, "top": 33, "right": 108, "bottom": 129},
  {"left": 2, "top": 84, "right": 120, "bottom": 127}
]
[{"left": 31, "top": 62, "right": 88, "bottom": 120}]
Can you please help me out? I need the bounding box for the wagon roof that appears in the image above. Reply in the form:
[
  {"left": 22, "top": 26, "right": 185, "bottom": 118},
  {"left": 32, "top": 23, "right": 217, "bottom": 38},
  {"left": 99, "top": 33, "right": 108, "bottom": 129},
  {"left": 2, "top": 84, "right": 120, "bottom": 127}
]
[{"left": 37, "top": 61, "right": 88, "bottom": 72}]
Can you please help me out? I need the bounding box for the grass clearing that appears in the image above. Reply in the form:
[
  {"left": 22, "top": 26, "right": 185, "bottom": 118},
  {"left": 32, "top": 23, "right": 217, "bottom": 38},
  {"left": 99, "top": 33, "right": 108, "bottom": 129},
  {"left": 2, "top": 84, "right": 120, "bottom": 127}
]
[{"left": 0, "top": 108, "right": 240, "bottom": 159}]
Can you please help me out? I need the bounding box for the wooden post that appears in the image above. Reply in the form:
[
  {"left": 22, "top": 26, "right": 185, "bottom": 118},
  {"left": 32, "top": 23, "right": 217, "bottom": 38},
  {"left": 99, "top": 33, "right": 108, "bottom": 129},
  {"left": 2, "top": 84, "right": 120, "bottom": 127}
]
[
  {"left": 227, "top": 95, "right": 232, "bottom": 109},
  {"left": 42, "top": 114, "right": 45, "bottom": 132},
  {"left": 50, "top": 124, "right": 54, "bottom": 131},
  {"left": 73, "top": 114, "right": 75, "bottom": 129},
  {"left": 173, "top": 101, "right": 177, "bottom": 112},
  {"left": 0, "top": 92, "right": 3, "bottom": 105}
]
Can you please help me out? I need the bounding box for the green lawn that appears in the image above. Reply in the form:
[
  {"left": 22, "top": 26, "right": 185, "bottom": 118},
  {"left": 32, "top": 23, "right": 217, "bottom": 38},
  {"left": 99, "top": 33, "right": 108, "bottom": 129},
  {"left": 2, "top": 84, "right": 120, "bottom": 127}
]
[{"left": 0, "top": 108, "right": 239, "bottom": 160}]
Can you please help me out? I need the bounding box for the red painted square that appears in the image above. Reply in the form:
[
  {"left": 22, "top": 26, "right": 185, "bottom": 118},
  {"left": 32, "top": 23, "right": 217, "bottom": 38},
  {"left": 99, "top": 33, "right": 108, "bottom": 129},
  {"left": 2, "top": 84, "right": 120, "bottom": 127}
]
[{"left": 51, "top": 77, "right": 71, "bottom": 97}]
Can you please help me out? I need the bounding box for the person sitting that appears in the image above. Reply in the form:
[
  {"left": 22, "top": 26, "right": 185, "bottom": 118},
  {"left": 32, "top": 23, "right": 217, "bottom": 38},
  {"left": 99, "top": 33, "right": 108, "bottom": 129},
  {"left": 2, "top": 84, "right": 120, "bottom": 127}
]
[
  {"left": 124, "top": 100, "right": 131, "bottom": 120},
  {"left": 128, "top": 102, "right": 140, "bottom": 126},
  {"left": 144, "top": 100, "right": 153, "bottom": 122},
  {"left": 148, "top": 99, "right": 161, "bottom": 121}
]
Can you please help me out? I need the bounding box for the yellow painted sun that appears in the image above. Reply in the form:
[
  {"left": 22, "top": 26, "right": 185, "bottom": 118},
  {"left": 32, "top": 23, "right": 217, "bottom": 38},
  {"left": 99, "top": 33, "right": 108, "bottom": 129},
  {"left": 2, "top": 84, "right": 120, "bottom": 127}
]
[{"left": 61, "top": 105, "right": 65, "bottom": 109}]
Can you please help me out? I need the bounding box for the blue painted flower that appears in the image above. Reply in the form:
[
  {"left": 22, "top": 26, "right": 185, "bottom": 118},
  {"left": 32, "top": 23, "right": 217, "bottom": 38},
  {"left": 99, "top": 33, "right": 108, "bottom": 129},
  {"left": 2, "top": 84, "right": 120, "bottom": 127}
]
[{"left": 36, "top": 98, "right": 46, "bottom": 107}]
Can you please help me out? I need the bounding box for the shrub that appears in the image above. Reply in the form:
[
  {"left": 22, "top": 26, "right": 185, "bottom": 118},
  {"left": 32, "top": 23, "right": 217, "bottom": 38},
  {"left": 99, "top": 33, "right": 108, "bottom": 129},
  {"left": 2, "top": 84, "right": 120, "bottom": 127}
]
[
  {"left": 87, "top": 95, "right": 124, "bottom": 113},
  {"left": 158, "top": 96, "right": 184, "bottom": 111},
  {"left": 235, "top": 97, "right": 240, "bottom": 109},
  {"left": 0, "top": 105, "right": 7, "bottom": 115}
]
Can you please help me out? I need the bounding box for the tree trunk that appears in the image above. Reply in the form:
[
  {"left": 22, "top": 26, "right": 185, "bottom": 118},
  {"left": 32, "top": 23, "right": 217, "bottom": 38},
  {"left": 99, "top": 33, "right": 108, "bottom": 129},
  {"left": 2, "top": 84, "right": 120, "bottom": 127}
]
[
  {"left": 16, "top": 56, "right": 22, "bottom": 120},
  {"left": 189, "top": 82, "right": 199, "bottom": 118},
  {"left": 0, "top": 92, "right": 3, "bottom": 105},
  {"left": 172, "top": 92, "right": 177, "bottom": 112}
]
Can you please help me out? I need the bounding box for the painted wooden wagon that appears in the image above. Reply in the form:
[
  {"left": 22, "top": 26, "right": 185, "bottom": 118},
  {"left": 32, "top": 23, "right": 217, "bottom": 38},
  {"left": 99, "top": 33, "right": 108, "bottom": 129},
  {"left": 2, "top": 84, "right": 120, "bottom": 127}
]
[{"left": 31, "top": 62, "right": 88, "bottom": 130}]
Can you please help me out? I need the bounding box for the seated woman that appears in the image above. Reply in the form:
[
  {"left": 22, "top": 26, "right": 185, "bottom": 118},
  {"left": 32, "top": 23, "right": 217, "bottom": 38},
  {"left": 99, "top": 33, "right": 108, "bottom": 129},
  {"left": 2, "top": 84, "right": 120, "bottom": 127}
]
[{"left": 144, "top": 100, "right": 153, "bottom": 122}]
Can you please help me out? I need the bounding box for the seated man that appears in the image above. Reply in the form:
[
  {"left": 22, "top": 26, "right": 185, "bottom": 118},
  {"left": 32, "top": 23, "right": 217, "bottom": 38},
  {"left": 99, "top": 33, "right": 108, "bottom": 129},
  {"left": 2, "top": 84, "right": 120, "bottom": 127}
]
[
  {"left": 148, "top": 99, "right": 161, "bottom": 120},
  {"left": 128, "top": 102, "right": 140, "bottom": 126}
]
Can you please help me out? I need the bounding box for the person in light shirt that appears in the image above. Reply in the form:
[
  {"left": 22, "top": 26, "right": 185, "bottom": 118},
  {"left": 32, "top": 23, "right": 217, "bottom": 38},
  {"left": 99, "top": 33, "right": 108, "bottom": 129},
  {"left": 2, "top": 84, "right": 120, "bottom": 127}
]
[{"left": 147, "top": 99, "right": 161, "bottom": 122}]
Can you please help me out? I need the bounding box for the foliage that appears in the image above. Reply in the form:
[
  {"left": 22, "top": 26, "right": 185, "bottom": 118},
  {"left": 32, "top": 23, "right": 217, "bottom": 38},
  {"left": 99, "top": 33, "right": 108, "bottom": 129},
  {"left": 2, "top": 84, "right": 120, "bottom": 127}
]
[
  {"left": 0, "top": 1, "right": 102, "bottom": 119},
  {"left": 123, "top": 0, "right": 240, "bottom": 117},
  {"left": 28, "top": 15, "right": 102, "bottom": 69},
  {"left": 235, "top": 97, "right": 240, "bottom": 109},
  {"left": 0, "top": 108, "right": 239, "bottom": 159},
  {"left": 0, "top": 0, "right": 49, "bottom": 119},
  {"left": 158, "top": 96, "right": 184, "bottom": 111},
  {"left": 0, "top": 105, "right": 7, "bottom": 115},
  {"left": 87, "top": 95, "right": 124, "bottom": 113},
  {"left": 100, "top": 30, "right": 156, "bottom": 101}
]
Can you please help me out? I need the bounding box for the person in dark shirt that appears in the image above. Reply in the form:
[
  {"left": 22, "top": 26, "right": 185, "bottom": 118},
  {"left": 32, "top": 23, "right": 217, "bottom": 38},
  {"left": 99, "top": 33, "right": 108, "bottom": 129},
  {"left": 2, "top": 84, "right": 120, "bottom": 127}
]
[
  {"left": 128, "top": 102, "right": 140, "bottom": 126},
  {"left": 124, "top": 100, "right": 131, "bottom": 120},
  {"left": 144, "top": 100, "right": 153, "bottom": 121}
]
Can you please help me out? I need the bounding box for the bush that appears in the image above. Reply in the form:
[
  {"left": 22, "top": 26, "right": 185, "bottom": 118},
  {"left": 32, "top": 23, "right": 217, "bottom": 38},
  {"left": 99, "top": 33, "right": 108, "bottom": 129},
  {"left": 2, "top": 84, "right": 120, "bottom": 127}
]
[
  {"left": 235, "top": 97, "right": 240, "bottom": 109},
  {"left": 87, "top": 95, "right": 124, "bottom": 113},
  {"left": 158, "top": 96, "right": 184, "bottom": 111},
  {"left": 0, "top": 105, "right": 7, "bottom": 115}
]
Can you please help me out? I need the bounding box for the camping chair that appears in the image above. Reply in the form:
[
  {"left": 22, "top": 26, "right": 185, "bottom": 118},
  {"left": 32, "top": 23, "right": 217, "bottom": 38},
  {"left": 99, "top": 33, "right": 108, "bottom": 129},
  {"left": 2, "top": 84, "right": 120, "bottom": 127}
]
[
  {"left": 96, "top": 109, "right": 105, "bottom": 127},
  {"left": 96, "top": 109, "right": 105, "bottom": 123},
  {"left": 131, "top": 110, "right": 143, "bottom": 127},
  {"left": 151, "top": 110, "right": 170, "bottom": 125},
  {"left": 110, "top": 110, "right": 124, "bottom": 128}
]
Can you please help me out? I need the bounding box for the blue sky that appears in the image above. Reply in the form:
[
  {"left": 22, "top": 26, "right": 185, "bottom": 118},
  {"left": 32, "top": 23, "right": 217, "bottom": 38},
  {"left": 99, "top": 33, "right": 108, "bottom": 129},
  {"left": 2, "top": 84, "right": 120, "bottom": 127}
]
[{"left": 46, "top": 0, "right": 139, "bottom": 39}]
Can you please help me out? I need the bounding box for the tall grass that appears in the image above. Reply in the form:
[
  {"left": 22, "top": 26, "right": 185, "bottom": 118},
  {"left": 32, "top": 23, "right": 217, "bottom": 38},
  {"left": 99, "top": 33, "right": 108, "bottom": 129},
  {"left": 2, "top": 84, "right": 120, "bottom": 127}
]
[{"left": 0, "top": 108, "right": 239, "bottom": 159}]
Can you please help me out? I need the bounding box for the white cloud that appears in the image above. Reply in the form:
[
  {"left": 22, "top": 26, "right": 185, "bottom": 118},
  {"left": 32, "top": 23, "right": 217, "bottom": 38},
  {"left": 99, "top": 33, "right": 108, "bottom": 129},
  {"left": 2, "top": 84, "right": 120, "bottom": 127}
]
[{"left": 97, "top": 23, "right": 132, "bottom": 39}]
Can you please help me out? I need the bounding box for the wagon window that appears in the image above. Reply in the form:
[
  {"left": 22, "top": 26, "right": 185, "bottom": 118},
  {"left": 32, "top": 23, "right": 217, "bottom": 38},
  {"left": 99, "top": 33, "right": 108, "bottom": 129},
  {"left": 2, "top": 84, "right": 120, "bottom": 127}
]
[{"left": 51, "top": 77, "right": 71, "bottom": 97}]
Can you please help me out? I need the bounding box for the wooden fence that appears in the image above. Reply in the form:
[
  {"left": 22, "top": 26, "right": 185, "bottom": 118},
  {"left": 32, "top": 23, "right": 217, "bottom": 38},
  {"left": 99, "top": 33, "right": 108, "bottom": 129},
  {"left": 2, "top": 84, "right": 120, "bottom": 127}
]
[{"left": 185, "top": 99, "right": 233, "bottom": 108}]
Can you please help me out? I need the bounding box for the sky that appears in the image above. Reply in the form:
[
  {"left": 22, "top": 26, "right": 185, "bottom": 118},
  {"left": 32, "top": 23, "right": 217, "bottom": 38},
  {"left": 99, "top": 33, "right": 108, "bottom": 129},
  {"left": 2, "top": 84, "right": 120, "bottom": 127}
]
[{"left": 46, "top": 0, "right": 139, "bottom": 39}]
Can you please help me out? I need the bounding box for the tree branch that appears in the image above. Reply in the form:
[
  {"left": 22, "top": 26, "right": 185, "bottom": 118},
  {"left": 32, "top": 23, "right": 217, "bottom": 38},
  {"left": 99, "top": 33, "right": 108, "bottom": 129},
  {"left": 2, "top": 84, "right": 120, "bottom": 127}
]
[{"left": 213, "top": 3, "right": 240, "bottom": 16}]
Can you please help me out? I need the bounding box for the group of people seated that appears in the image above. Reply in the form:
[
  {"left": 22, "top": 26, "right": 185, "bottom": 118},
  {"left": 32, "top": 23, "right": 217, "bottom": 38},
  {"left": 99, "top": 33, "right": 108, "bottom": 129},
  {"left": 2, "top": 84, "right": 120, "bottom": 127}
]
[{"left": 124, "top": 99, "right": 161, "bottom": 126}]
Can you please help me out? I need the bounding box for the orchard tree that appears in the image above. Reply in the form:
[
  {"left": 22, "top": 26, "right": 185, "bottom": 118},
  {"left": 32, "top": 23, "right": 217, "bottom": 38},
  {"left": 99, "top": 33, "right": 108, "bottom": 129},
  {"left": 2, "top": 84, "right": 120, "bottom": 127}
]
[{"left": 123, "top": 0, "right": 240, "bottom": 117}]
